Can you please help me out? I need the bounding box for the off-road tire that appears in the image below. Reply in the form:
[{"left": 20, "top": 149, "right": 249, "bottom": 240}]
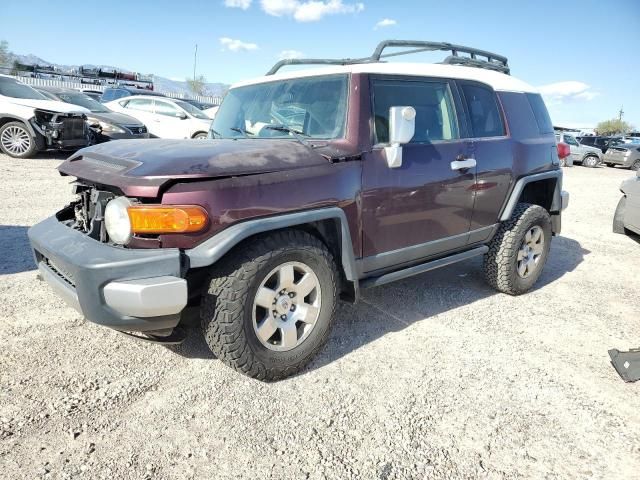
[
  {"left": 613, "top": 196, "right": 627, "bottom": 234},
  {"left": 0, "top": 121, "right": 40, "bottom": 158},
  {"left": 582, "top": 155, "right": 599, "bottom": 168},
  {"left": 483, "top": 203, "right": 552, "bottom": 295},
  {"left": 200, "top": 230, "right": 338, "bottom": 381}
]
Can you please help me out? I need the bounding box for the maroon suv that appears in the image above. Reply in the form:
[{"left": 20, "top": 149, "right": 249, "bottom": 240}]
[{"left": 29, "top": 41, "right": 569, "bottom": 381}]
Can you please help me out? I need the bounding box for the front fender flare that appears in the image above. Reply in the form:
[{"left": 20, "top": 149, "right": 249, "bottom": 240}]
[{"left": 184, "top": 207, "right": 358, "bottom": 283}]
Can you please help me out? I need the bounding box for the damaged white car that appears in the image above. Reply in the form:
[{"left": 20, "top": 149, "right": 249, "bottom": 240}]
[{"left": 0, "top": 75, "right": 90, "bottom": 158}]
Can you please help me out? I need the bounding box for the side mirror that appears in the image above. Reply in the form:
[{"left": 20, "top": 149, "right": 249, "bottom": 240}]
[
  {"left": 176, "top": 112, "right": 188, "bottom": 120},
  {"left": 385, "top": 106, "right": 416, "bottom": 168}
]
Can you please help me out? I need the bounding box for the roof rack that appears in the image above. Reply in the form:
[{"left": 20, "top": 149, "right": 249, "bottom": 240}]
[{"left": 266, "top": 39, "right": 510, "bottom": 76}]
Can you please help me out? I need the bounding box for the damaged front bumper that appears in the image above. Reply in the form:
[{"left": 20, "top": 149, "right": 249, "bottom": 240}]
[
  {"left": 28, "top": 215, "right": 187, "bottom": 333},
  {"left": 31, "top": 109, "right": 89, "bottom": 150}
]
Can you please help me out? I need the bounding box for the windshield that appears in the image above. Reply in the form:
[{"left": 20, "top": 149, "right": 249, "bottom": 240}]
[
  {"left": 57, "top": 92, "right": 109, "bottom": 113},
  {"left": 211, "top": 74, "right": 348, "bottom": 140},
  {"left": 0, "top": 77, "right": 48, "bottom": 100},
  {"left": 174, "top": 100, "right": 210, "bottom": 120}
]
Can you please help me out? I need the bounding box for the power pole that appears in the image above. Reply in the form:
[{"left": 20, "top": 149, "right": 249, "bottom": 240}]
[
  {"left": 193, "top": 44, "right": 198, "bottom": 81},
  {"left": 618, "top": 105, "right": 624, "bottom": 122}
]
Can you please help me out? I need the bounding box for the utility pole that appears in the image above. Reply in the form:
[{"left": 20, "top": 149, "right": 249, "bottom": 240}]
[
  {"left": 618, "top": 105, "right": 624, "bottom": 122},
  {"left": 193, "top": 44, "right": 198, "bottom": 81}
]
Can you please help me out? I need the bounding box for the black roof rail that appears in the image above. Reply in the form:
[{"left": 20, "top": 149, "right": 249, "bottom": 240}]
[{"left": 266, "top": 39, "right": 510, "bottom": 76}]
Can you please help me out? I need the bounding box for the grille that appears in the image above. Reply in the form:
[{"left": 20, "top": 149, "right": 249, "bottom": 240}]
[
  {"left": 124, "top": 125, "right": 147, "bottom": 135},
  {"left": 43, "top": 256, "right": 76, "bottom": 287},
  {"left": 60, "top": 116, "right": 87, "bottom": 141}
]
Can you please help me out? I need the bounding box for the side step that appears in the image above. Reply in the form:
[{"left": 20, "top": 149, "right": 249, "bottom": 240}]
[{"left": 360, "top": 246, "right": 489, "bottom": 289}]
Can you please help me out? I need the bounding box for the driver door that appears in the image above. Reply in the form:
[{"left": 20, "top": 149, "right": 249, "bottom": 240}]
[
  {"left": 152, "top": 100, "right": 189, "bottom": 139},
  {"left": 360, "top": 77, "right": 476, "bottom": 274}
]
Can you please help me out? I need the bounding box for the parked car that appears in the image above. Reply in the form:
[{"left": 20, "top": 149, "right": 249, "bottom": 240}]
[
  {"left": 104, "top": 95, "right": 212, "bottom": 139},
  {"left": 577, "top": 135, "right": 624, "bottom": 154},
  {"left": 613, "top": 171, "right": 640, "bottom": 235},
  {"left": 28, "top": 40, "right": 568, "bottom": 381},
  {"left": 182, "top": 99, "right": 215, "bottom": 111},
  {"left": 203, "top": 105, "right": 219, "bottom": 119},
  {"left": 603, "top": 144, "right": 640, "bottom": 171},
  {"left": 34, "top": 86, "right": 148, "bottom": 143},
  {"left": 100, "top": 87, "right": 165, "bottom": 103},
  {"left": 554, "top": 132, "right": 602, "bottom": 167},
  {"left": 0, "top": 74, "right": 89, "bottom": 158}
]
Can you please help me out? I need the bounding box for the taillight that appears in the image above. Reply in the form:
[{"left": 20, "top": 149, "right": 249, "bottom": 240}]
[{"left": 557, "top": 142, "right": 570, "bottom": 159}]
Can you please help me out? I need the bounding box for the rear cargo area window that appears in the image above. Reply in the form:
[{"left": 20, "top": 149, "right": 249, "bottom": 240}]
[
  {"left": 526, "top": 93, "right": 554, "bottom": 134},
  {"left": 460, "top": 83, "right": 505, "bottom": 138},
  {"left": 372, "top": 79, "right": 459, "bottom": 144}
]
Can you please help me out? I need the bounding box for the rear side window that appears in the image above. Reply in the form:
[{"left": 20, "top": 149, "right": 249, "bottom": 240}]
[
  {"left": 460, "top": 83, "right": 505, "bottom": 138},
  {"left": 125, "top": 98, "right": 154, "bottom": 112},
  {"left": 372, "top": 79, "right": 459, "bottom": 144},
  {"left": 526, "top": 93, "right": 554, "bottom": 134}
]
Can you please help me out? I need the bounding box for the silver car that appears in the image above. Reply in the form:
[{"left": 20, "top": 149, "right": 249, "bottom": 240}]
[
  {"left": 614, "top": 170, "right": 640, "bottom": 235},
  {"left": 555, "top": 132, "right": 603, "bottom": 167},
  {"left": 604, "top": 144, "right": 640, "bottom": 171}
]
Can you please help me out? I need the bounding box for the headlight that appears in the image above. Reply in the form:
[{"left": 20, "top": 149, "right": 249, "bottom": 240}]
[
  {"left": 88, "top": 117, "right": 125, "bottom": 134},
  {"left": 104, "top": 197, "right": 133, "bottom": 245}
]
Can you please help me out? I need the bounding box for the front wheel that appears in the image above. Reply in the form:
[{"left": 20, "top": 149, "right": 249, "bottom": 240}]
[
  {"left": 483, "top": 203, "right": 552, "bottom": 295},
  {"left": 582, "top": 155, "right": 599, "bottom": 168},
  {"left": 0, "top": 121, "right": 39, "bottom": 158},
  {"left": 200, "top": 230, "right": 338, "bottom": 381},
  {"left": 631, "top": 160, "right": 640, "bottom": 172},
  {"left": 192, "top": 132, "right": 208, "bottom": 140}
]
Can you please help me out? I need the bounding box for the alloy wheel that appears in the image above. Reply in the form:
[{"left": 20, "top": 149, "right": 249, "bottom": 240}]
[
  {"left": 1, "top": 125, "right": 32, "bottom": 156},
  {"left": 516, "top": 226, "right": 545, "bottom": 278},
  {"left": 252, "top": 261, "right": 321, "bottom": 352}
]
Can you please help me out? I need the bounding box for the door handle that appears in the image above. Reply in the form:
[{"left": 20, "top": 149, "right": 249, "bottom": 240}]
[{"left": 450, "top": 157, "right": 476, "bottom": 171}]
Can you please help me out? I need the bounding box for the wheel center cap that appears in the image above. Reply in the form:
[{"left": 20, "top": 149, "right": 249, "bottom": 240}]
[{"left": 275, "top": 296, "right": 290, "bottom": 315}]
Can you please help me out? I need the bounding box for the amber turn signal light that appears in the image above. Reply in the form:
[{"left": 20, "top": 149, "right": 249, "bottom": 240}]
[{"left": 127, "top": 205, "right": 208, "bottom": 234}]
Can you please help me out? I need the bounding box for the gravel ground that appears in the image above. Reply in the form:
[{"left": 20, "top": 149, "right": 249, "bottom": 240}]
[{"left": 1, "top": 153, "right": 639, "bottom": 480}]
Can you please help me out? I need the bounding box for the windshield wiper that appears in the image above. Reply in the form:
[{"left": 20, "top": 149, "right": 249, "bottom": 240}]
[
  {"left": 265, "top": 124, "right": 331, "bottom": 160},
  {"left": 229, "top": 126, "right": 254, "bottom": 137}
]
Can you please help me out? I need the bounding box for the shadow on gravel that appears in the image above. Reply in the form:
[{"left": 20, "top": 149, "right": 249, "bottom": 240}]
[
  {"left": 0, "top": 225, "right": 36, "bottom": 274},
  {"left": 309, "top": 235, "right": 589, "bottom": 372},
  {"left": 162, "top": 237, "right": 589, "bottom": 371}
]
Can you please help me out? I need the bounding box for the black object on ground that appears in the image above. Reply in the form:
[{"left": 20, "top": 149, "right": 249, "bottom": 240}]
[{"left": 609, "top": 348, "right": 640, "bottom": 383}]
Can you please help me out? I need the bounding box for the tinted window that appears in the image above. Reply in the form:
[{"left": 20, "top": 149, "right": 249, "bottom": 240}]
[
  {"left": 460, "top": 83, "right": 505, "bottom": 138},
  {"left": 0, "top": 78, "right": 47, "bottom": 100},
  {"left": 564, "top": 135, "right": 579, "bottom": 146},
  {"left": 526, "top": 93, "right": 554, "bottom": 134},
  {"left": 125, "top": 98, "right": 154, "bottom": 112},
  {"left": 579, "top": 137, "right": 594, "bottom": 146},
  {"left": 372, "top": 79, "right": 458, "bottom": 144},
  {"left": 154, "top": 101, "right": 181, "bottom": 117}
]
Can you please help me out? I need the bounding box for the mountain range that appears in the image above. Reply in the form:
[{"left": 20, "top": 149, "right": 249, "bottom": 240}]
[{"left": 6, "top": 52, "right": 229, "bottom": 98}]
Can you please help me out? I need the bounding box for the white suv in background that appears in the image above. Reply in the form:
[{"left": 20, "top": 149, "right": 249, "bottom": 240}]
[{"left": 104, "top": 95, "right": 212, "bottom": 139}]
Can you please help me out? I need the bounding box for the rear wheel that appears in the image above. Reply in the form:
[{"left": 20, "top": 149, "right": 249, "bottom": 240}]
[
  {"left": 0, "top": 121, "right": 39, "bottom": 158},
  {"left": 631, "top": 160, "right": 640, "bottom": 171},
  {"left": 582, "top": 155, "right": 599, "bottom": 168},
  {"left": 192, "top": 132, "right": 208, "bottom": 140},
  {"left": 483, "top": 203, "right": 552, "bottom": 295},
  {"left": 200, "top": 230, "right": 338, "bottom": 381},
  {"left": 613, "top": 196, "right": 627, "bottom": 234}
]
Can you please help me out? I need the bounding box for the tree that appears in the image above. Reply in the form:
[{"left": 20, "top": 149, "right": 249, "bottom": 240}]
[
  {"left": 596, "top": 118, "right": 633, "bottom": 136},
  {"left": 0, "top": 40, "right": 9, "bottom": 67},
  {"left": 186, "top": 75, "right": 207, "bottom": 96}
]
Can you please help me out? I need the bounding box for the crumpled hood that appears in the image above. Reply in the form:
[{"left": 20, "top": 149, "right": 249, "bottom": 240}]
[
  {"left": 59, "top": 138, "right": 331, "bottom": 197},
  {"left": 13, "top": 98, "right": 89, "bottom": 114}
]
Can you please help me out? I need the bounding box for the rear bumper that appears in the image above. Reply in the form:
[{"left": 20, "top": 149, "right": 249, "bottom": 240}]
[
  {"left": 28, "top": 215, "right": 187, "bottom": 332},
  {"left": 604, "top": 155, "right": 631, "bottom": 167}
]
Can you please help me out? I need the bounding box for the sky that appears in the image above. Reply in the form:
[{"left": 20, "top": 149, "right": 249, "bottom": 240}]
[{"left": 1, "top": 0, "right": 639, "bottom": 129}]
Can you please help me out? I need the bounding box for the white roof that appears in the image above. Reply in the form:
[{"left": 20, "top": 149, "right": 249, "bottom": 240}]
[{"left": 232, "top": 62, "right": 537, "bottom": 94}]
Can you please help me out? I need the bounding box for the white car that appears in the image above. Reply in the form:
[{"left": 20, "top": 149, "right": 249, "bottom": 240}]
[
  {"left": 203, "top": 105, "right": 219, "bottom": 119},
  {"left": 104, "top": 95, "right": 212, "bottom": 139},
  {"left": 0, "top": 75, "right": 90, "bottom": 158}
]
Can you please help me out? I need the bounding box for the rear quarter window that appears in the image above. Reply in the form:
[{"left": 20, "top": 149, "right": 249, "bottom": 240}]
[
  {"left": 526, "top": 93, "right": 554, "bottom": 134},
  {"left": 459, "top": 83, "right": 505, "bottom": 138}
]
